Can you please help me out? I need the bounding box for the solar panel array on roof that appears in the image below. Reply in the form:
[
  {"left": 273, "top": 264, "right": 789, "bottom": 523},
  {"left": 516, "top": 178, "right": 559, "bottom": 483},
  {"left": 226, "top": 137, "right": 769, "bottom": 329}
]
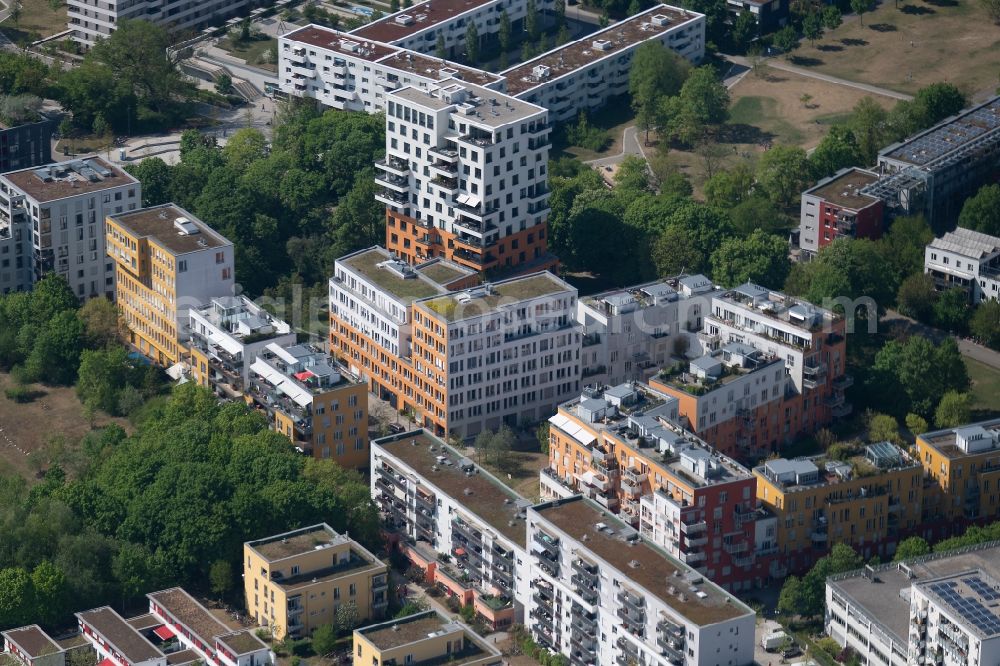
[
  {"left": 883, "top": 97, "right": 1000, "bottom": 167},
  {"left": 928, "top": 578, "right": 1000, "bottom": 636}
]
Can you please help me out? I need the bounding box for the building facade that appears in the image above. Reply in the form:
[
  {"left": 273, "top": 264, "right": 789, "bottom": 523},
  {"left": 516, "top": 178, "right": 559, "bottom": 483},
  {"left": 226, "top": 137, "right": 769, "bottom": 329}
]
[
  {"left": 246, "top": 342, "right": 370, "bottom": 467},
  {"left": 68, "top": 0, "right": 251, "bottom": 48},
  {"left": 754, "top": 443, "right": 924, "bottom": 574},
  {"left": 106, "top": 204, "right": 234, "bottom": 367},
  {"left": 352, "top": 611, "right": 503, "bottom": 666},
  {"left": 924, "top": 227, "right": 1000, "bottom": 304},
  {"left": 371, "top": 430, "right": 531, "bottom": 629},
  {"left": 2, "top": 626, "right": 65, "bottom": 666},
  {"left": 0, "top": 158, "right": 140, "bottom": 298},
  {"left": 799, "top": 168, "right": 884, "bottom": 257},
  {"left": 526, "top": 496, "right": 756, "bottom": 666},
  {"left": 243, "top": 524, "right": 389, "bottom": 640},
  {"left": 0, "top": 115, "right": 58, "bottom": 175}
]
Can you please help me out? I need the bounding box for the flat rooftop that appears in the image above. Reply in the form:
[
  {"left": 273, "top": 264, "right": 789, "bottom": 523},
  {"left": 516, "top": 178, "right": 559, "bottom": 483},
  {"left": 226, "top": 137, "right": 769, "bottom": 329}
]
[
  {"left": 76, "top": 607, "right": 163, "bottom": 664},
  {"left": 360, "top": 612, "right": 457, "bottom": 650},
  {"left": 418, "top": 272, "right": 571, "bottom": 322},
  {"left": 393, "top": 81, "right": 545, "bottom": 127},
  {"left": 147, "top": 588, "right": 229, "bottom": 647},
  {"left": 350, "top": 0, "right": 496, "bottom": 43},
  {"left": 126, "top": 614, "right": 161, "bottom": 631},
  {"left": 414, "top": 259, "right": 476, "bottom": 286},
  {"left": 533, "top": 497, "right": 751, "bottom": 626},
  {"left": 247, "top": 523, "right": 351, "bottom": 561},
  {"left": 284, "top": 25, "right": 397, "bottom": 61},
  {"left": 918, "top": 418, "right": 1000, "bottom": 458},
  {"left": 881, "top": 95, "right": 1000, "bottom": 167},
  {"left": 806, "top": 168, "right": 881, "bottom": 209},
  {"left": 109, "top": 204, "right": 231, "bottom": 255},
  {"left": 339, "top": 247, "right": 448, "bottom": 303},
  {"left": 502, "top": 5, "right": 700, "bottom": 96},
  {"left": 165, "top": 649, "right": 200, "bottom": 666},
  {"left": 2, "top": 626, "right": 61, "bottom": 658},
  {"left": 712, "top": 283, "right": 836, "bottom": 332},
  {"left": 829, "top": 542, "right": 1000, "bottom": 645},
  {"left": 374, "top": 431, "right": 529, "bottom": 546},
  {"left": 215, "top": 631, "right": 268, "bottom": 656},
  {"left": 2, "top": 157, "right": 135, "bottom": 203}
]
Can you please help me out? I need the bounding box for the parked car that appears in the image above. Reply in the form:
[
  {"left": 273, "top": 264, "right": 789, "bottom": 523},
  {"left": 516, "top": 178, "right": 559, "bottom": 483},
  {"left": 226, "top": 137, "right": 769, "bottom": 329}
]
[{"left": 781, "top": 645, "right": 803, "bottom": 659}]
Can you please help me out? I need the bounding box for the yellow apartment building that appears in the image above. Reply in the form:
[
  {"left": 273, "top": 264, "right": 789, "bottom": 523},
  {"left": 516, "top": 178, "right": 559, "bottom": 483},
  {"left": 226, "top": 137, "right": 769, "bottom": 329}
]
[
  {"left": 916, "top": 419, "right": 1000, "bottom": 524},
  {"left": 243, "top": 524, "right": 388, "bottom": 640},
  {"left": 246, "top": 342, "right": 370, "bottom": 468},
  {"left": 352, "top": 611, "right": 502, "bottom": 666},
  {"left": 753, "top": 442, "right": 924, "bottom": 573},
  {"left": 106, "top": 204, "right": 234, "bottom": 367}
]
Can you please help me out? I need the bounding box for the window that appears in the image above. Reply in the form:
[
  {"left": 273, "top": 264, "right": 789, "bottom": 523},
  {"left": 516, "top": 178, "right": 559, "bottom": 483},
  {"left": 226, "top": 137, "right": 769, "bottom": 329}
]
[{"left": 178, "top": 260, "right": 188, "bottom": 272}]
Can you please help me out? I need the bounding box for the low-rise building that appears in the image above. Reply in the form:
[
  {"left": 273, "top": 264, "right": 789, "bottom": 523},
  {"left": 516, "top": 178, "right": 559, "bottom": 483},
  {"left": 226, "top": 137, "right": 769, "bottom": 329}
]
[
  {"left": 243, "top": 524, "right": 389, "bottom": 641},
  {"left": 187, "top": 295, "right": 296, "bottom": 399},
  {"left": 106, "top": 204, "right": 234, "bottom": 367},
  {"left": 76, "top": 607, "right": 167, "bottom": 666},
  {"left": 0, "top": 157, "right": 140, "bottom": 298},
  {"left": 924, "top": 227, "right": 1000, "bottom": 304},
  {"left": 576, "top": 275, "right": 714, "bottom": 387},
  {"left": 2, "top": 626, "right": 65, "bottom": 666},
  {"left": 352, "top": 610, "right": 502, "bottom": 666},
  {"left": 799, "top": 168, "right": 884, "bottom": 257},
  {"left": 527, "top": 496, "right": 756, "bottom": 666},
  {"left": 825, "top": 541, "right": 1000, "bottom": 666},
  {"left": 916, "top": 418, "right": 1000, "bottom": 530},
  {"left": 68, "top": 0, "right": 250, "bottom": 48},
  {"left": 246, "top": 342, "right": 369, "bottom": 467},
  {"left": 371, "top": 430, "right": 532, "bottom": 629},
  {"left": 754, "top": 443, "right": 924, "bottom": 574}
]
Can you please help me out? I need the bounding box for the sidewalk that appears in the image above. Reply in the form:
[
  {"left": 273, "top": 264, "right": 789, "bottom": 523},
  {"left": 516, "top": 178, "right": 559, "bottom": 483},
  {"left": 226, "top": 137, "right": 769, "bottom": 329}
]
[
  {"left": 724, "top": 53, "right": 913, "bottom": 101},
  {"left": 882, "top": 309, "right": 1000, "bottom": 371}
]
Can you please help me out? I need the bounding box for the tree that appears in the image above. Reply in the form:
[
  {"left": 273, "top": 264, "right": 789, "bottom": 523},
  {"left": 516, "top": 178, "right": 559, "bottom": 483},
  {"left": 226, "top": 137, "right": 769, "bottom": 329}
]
[
  {"left": 850, "top": 0, "right": 875, "bottom": 25},
  {"left": 710, "top": 230, "right": 791, "bottom": 289},
  {"left": 910, "top": 83, "right": 967, "bottom": 131},
  {"left": 312, "top": 624, "right": 338, "bottom": 655},
  {"left": 614, "top": 155, "right": 652, "bottom": 193},
  {"left": 905, "top": 413, "right": 929, "bottom": 437},
  {"left": 556, "top": 24, "right": 570, "bottom": 45},
  {"left": 526, "top": 0, "right": 540, "bottom": 41},
  {"left": 435, "top": 34, "right": 446, "bottom": 59},
  {"left": 772, "top": 25, "right": 799, "bottom": 55},
  {"left": 209, "top": 560, "right": 233, "bottom": 599},
  {"left": 971, "top": 300, "right": 1000, "bottom": 349},
  {"left": 822, "top": 5, "right": 842, "bottom": 30},
  {"left": 78, "top": 297, "right": 122, "bottom": 349},
  {"left": 894, "top": 536, "right": 930, "bottom": 561},
  {"left": 731, "top": 11, "right": 757, "bottom": 51},
  {"left": 125, "top": 157, "right": 172, "bottom": 206},
  {"left": 499, "top": 10, "right": 512, "bottom": 65},
  {"left": 802, "top": 11, "right": 824, "bottom": 45},
  {"left": 664, "top": 66, "right": 729, "bottom": 143},
  {"left": 628, "top": 0, "right": 641, "bottom": 14},
  {"left": 800, "top": 92, "right": 813, "bottom": 108},
  {"left": 10, "top": 0, "right": 22, "bottom": 27},
  {"left": 982, "top": 0, "right": 1000, "bottom": 22},
  {"left": 933, "top": 288, "right": 969, "bottom": 333},
  {"left": 849, "top": 96, "right": 889, "bottom": 164},
  {"left": 809, "top": 126, "right": 863, "bottom": 180},
  {"left": 877, "top": 215, "right": 934, "bottom": 285},
  {"left": 465, "top": 22, "right": 479, "bottom": 64},
  {"left": 958, "top": 184, "right": 1000, "bottom": 237},
  {"left": 215, "top": 73, "right": 233, "bottom": 95},
  {"left": 536, "top": 422, "right": 550, "bottom": 454},
  {"left": 25, "top": 310, "right": 84, "bottom": 385},
  {"left": 628, "top": 42, "right": 689, "bottom": 142},
  {"left": 0, "top": 567, "right": 33, "bottom": 628},
  {"left": 777, "top": 575, "right": 802, "bottom": 617},
  {"left": 756, "top": 145, "right": 811, "bottom": 208},
  {"left": 896, "top": 273, "right": 937, "bottom": 322},
  {"left": 31, "top": 561, "right": 69, "bottom": 626},
  {"left": 334, "top": 601, "right": 360, "bottom": 636},
  {"left": 868, "top": 412, "right": 902, "bottom": 445},
  {"left": 92, "top": 112, "right": 109, "bottom": 138},
  {"left": 935, "top": 391, "right": 971, "bottom": 428},
  {"left": 653, "top": 226, "right": 705, "bottom": 276},
  {"left": 77, "top": 347, "right": 134, "bottom": 415},
  {"left": 730, "top": 197, "right": 789, "bottom": 236},
  {"left": 390, "top": 0, "right": 399, "bottom": 10},
  {"left": 703, "top": 164, "right": 754, "bottom": 207},
  {"left": 873, "top": 337, "right": 969, "bottom": 417}
]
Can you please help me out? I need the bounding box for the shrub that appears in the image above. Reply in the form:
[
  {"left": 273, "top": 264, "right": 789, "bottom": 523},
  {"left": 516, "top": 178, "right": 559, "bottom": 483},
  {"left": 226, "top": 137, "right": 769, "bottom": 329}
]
[{"left": 5, "top": 386, "right": 33, "bottom": 403}]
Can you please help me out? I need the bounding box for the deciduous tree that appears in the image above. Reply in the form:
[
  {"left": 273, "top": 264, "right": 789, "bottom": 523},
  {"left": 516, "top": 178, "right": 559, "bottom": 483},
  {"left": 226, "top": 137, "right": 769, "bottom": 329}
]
[
  {"left": 935, "top": 391, "right": 971, "bottom": 428},
  {"left": 958, "top": 184, "right": 1000, "bottom": 237},
  {"left": 709, "top": 230, "right": 791, "bottom": 289}
]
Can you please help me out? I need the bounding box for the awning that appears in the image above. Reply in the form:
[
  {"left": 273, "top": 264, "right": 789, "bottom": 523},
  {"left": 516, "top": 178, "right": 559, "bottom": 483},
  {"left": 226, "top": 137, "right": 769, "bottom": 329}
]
[
  {"left": 98, "top": 658, "right": 114, "bottom": 666},
  {"left": 153, "top": 625, "right": 176, "bottom": 641},
  {"left": 454, "top": 547, "right": 466, "bottom": 556},
  {"left": 294, "top": 370, "right": 315, "bottom": 381}
]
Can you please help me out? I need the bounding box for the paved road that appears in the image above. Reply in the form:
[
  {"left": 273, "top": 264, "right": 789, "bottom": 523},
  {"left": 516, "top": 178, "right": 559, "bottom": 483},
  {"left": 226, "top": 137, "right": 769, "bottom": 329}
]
[
  {"left": 586, "top": 125, "right": 647, "bottom": 168},
  {"left": 725, "top": 53, "right": 913, "bottom": 101},
  {"left": 882, "top": 309, "right": 1000, "bottom": 370}
]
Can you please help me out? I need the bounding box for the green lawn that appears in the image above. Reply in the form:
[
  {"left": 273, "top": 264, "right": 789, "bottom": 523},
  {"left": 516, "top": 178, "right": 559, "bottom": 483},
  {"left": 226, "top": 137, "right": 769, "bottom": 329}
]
[
  {"left": 0, "top": 0, "right": 67, "bottom": 44},
  {"left": 218, "top": 36, "right": 277, "bottom": 71},
  {"left": 965, "top": 358, "right": 1000, "bottom": 419},
  {"left": 729, "top": 95, "right": 805, "bottom": 145}
]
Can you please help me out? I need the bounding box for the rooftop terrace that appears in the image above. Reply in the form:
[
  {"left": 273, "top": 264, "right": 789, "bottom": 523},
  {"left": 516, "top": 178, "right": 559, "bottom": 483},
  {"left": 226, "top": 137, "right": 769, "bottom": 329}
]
[
  {"left": 502, "top": 5, "right": 700, "bottom": 95},
  {"left": 806, "top": 168, "right": 881, "bottom": 210},
  {"left": 3, "top": 157, "right": 136, "bottom": 203},
  {"left": 712, "top": 282, "right": 836, "bottom": 332},
  {"left": 755, "top": 443, "right": 918, "bottom": 491},
  {"left": 418, "top": 272, "right": 572, "bottom": 322},
  {"left": 918, "top": 418, "right": 1000, "bottom": 458},
  {"left": 394, "top": 81, "right": 545, "bottom": 127},
  {"left": 532, "top": 497, "right": 752, "bottom": 625},
  {"left": 350, "top": 0, "right": 497, "bottom": 43},
  {"left": 374, "top": 430, "right": 529, "bottom": 546},
  {"left": 414, "top": 259, "right": 475, "bottom": 286},
  {"left": 247, "top": 523, "right": 350, "bottom": 561},
  {"left": 339, "top": 247, "right": 448, "bottom": 303},
  {"left": 109, "top": 205, "right": 230, "bottom": 255}
]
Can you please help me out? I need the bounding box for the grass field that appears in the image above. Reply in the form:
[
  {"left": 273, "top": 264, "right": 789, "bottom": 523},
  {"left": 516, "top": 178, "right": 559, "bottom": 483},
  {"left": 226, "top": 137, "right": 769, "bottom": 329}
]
[
  {"left": 0, "top": 372, "right": 129, "bottom": 482},
  {"left": 0, "top": 0, "right": 67, "bottom": 43},
  {"left": 555, "top": 99, "right": 636, "bottom": 162},
  {"left": 965, "top": 358, "right": 1000, "bottom": 419},
  {"left": 218, "top": 36, "right": 278, "bottom": 71},
  {"left": 789, "top": 0, "right": 1000, "bottom": 98}
]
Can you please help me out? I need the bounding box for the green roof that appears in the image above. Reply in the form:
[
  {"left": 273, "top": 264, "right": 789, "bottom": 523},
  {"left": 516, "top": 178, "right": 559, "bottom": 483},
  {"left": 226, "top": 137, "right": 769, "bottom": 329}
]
[
  {"left": 417, "top": 261, "right": 470, "bottom": 286},
  {"left": 420, "top": 273, "right": 568, "bottom": 322},
  {"left": 343, "top": 250, "right": 442, "bottom": 302}
]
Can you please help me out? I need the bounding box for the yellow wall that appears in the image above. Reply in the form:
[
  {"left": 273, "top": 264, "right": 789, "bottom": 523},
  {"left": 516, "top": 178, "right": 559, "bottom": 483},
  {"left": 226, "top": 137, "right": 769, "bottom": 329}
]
[
  {"left": 353, "top": 628, "right": 464, "bottom": 666},
  {"left": 916, "top": 437, "right": 1000, "bottom": 522}
]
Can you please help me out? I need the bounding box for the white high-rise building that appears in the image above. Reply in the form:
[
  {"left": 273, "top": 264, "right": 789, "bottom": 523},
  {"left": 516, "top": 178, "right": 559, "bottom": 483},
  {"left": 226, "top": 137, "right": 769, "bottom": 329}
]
[{"left": 67, "top": 0, "right": 251, "bottom": 48}]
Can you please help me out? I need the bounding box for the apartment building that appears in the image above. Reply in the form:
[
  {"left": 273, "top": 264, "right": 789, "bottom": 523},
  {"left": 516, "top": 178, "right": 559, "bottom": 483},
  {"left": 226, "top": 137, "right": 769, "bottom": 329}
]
[
  {"left": 753, "top": 443, "right": 924, "bottom": 574},
  {"left": 352, "top": 610, "right": 503, "bottom": 666},
  {"left": 701, "top": 282, "right": 852, "bottom": 433},
  {"left": 799, "top": 168, "right": 884, "bottom": 257},
  {"left": 915, "top": 418, "right": 1000, "bottom": 530},
  {"left": 243, "top": 524, "right": 389, "bottom": 640},
  {"left": 371, "top": 430, "right": 532, "bottom": 629},
  {"left": 68, "top": 0, "right": 250, "bottom": 47},
  {"left": 106, "top": 204, "right": 234, "bottom": 367},
  {"left": 501, "top": 6, "right": 705, "bottom": 122},
  {"left": 2, "top": 626, "right": 65, "bottom": 666},
  {"left": 0, "top": 114, "right": 58, "bottom": 174},
  {"left": 187, "top": 295, "right": 296, "bottom": 398},
  {"left": 278, "top": 26, "right": 503, "bottom": 113},
  {"left": 825, "top": 542, "right": 1000, "bottom": 666},
  {"left": 380, "top": 81, "right": 555, "bottom": 275},
  {"left": 723, "top": 0, "right": 788, "bottom": 31},
  {"left": 527, "top": 496, "right": 756, "bottom": 666},
  {"left": 924, "top": 227, "right": 1000, "bottom": 304},
  {"left": 349, "top": 0, "right": 557, "bottom": 56},
  {"left": 246, "top": 342, "right": 369, "bottom": 467},
  {"left": 0, "top": 158, "right": 140, "bottom": 298},
  {"left": 76, "top": 607, "right": 168, "bottom": 666},
  {"left": 543, "top": 382, "right": 778, "bottom": 590},
  {"left": 577, "top": 275, "right": 714, "bottom": 387},
  {"left": 650, "top": 343, "right": 800, "bottom": 459},
  {"left": 409, "top": 271, "right": 579, "bottom": 438}
]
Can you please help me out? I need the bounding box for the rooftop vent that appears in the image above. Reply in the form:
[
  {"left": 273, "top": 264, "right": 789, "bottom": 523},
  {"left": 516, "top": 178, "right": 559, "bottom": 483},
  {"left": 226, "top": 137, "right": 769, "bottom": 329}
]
[
  {"left": 395, "top": 13, "right": 414, "bottom": 24},
  {"left": 651, "top": 13, "right": 670, "bottom": 26},
  {"left": 592, "top": 39, "right": 612, "bottom": 51},
  {"left": 174, "top": 217, "right": 199, "bottom": 235},
  {"left": 340, "top": 39, "right": 360, "bottom": 52},
  {"left": 628, "top": 560, "right": 641, "bottom": 568},
  {"left": 463, "top": 487, "right": 473, "bottom": 495}
]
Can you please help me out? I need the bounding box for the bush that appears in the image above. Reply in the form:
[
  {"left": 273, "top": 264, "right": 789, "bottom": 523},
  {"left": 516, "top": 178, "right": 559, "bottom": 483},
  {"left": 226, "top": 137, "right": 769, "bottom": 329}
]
[
  {"left": 816, "top": 636, "right": 840, "bottom": 657},
  {"left": 5, "top": 386, "right": 34, "bottom": 403},
  {"left": 566, "top": 111, "right": 611, "bottom": 152}
]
